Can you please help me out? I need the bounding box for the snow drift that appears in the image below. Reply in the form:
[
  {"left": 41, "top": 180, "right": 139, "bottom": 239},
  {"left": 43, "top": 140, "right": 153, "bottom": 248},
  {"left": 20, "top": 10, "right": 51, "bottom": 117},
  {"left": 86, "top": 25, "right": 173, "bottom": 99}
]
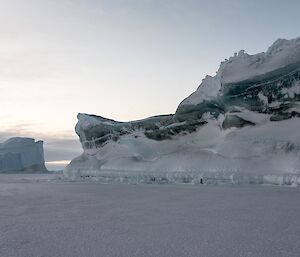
[
  {"left": 0, "top": 137, "right": 47, "bottom": 172},
  {"left": 65, "top": 37, "right": 300, "bottom": 185}
]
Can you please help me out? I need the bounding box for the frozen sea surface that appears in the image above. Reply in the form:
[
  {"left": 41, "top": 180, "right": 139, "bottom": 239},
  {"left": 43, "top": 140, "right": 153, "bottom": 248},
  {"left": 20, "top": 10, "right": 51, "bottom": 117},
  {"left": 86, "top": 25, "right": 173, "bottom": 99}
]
[{"left": 0, "top": 174, "right": 299, "bottom": 257}]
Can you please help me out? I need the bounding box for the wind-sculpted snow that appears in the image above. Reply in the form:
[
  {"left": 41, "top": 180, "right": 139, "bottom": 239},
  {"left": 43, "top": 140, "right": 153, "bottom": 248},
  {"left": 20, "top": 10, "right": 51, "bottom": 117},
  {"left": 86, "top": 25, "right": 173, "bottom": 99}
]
[
  {"left": 0, "top": 137, "right": 47, "bottom": 172},
  {"left": 65, "top": 37, "right": 300, "bottom": 185}
]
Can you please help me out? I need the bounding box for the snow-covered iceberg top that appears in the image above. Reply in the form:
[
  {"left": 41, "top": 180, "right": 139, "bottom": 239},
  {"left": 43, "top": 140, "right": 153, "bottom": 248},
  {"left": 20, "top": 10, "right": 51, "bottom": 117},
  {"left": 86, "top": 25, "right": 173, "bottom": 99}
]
[
  {"left": 0, "top": 137, "right": 47, "bottom": 172},
  {"left": 179, "top": 37, "right": 300, "bottom": 107}
]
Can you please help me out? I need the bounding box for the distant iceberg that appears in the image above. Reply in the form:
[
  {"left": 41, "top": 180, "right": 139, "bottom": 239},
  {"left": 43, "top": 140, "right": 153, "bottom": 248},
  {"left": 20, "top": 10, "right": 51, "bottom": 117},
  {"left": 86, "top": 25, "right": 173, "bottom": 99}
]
[
  {"left": 65, "top": 37, "right": 300, "bottom": 186},
  {"left": 0, "top": 137, "right": 47, "bottom": 172}
]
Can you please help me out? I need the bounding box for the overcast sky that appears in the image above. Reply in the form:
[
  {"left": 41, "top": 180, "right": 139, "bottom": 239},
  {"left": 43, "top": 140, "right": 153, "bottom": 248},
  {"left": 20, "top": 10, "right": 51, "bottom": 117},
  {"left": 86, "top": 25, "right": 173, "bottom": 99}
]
[{"left": 1, "top": 0, "right": 300, "bottom": 167}]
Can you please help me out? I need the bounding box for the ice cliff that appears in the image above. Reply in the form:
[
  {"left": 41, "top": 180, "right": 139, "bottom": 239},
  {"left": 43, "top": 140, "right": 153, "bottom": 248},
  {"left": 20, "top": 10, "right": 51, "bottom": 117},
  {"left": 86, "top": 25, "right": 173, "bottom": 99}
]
[
  {"left": 0, "top": 137, "right": 47, "bottom": 172},
  {"left": 65, "top": 37, "right": 300, "bottom": 185}
]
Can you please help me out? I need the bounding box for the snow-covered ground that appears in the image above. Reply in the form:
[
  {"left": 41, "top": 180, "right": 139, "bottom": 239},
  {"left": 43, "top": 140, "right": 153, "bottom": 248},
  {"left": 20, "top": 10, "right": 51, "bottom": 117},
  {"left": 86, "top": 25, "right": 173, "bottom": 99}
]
[{"left": 0, "top": 174, "right": 299, "bottom": 257}]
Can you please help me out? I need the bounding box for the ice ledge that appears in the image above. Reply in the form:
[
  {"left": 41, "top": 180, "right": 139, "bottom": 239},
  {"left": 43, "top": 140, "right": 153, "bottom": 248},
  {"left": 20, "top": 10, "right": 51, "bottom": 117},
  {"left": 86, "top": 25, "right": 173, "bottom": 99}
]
[{"left": 64, "top": 170, "right": 300, "bottom": 187}]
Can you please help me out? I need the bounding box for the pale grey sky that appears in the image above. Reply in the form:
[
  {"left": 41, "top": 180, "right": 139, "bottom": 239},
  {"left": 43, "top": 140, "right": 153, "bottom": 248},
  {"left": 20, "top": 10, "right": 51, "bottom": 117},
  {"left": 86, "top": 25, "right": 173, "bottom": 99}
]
[{"left": 1, "top": 0, "right": 300, "bottom": 165}]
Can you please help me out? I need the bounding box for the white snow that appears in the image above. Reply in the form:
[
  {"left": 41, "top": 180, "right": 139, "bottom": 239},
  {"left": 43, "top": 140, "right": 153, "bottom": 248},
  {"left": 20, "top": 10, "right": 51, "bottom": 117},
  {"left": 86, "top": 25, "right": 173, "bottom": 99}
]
[
  {"left": 178, "top": 74, "right": 222, "bottom": 107},
  {"left": 179, "top": 37, "right": 300, "bottom": 107},
  {"left": 0, "top": 174, "right": 299, "bottom": 257},
  {"left": 281, "top": 80, "right": 300, "bottom": 98},
  {"left": 227, "top": 108, "right": 271, "bottom": 124},
  {"left": 258, "top": 92, "right": 269, "bottom": 105},
  {"left": 75, "top": 113, "right": 116, "bottom": 135}
]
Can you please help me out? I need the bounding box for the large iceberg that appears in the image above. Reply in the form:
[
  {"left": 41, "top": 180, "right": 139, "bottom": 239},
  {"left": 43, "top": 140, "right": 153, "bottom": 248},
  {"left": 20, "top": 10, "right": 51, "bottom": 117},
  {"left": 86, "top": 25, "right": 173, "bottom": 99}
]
[
  {"left": 0, "top": 137, "right": 47, "bottom": 172},
  {"left": 65, "top": 37, "right": 300, "bottom": 185}
]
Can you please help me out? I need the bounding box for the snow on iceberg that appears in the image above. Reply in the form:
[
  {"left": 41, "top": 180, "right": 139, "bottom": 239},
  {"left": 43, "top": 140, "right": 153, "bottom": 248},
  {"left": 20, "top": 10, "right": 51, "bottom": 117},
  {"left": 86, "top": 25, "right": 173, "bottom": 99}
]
[
  {"left": 0, "top": 137, "right": 48, "bottom": 172},
  {"left": 65, "top": 37, "right": 300, "bottom": 186},
  {"left": 178, "top": 37, "right": 300, "bottom": 107}
]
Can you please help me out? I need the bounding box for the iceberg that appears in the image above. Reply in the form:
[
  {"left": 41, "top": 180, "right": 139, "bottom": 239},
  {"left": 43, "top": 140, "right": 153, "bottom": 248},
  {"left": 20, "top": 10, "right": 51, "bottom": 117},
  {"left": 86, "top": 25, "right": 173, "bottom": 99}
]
[
  {"left": 0, "top": 137, "right": 48, "bottom": 172},
  {"left": 65, "top": 37, "right": 300, "bottom": 185}
]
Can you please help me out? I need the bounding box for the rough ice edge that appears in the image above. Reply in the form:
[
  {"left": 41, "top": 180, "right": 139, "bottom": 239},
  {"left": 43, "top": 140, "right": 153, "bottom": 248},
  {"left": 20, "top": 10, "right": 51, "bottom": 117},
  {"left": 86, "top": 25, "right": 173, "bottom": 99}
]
[
  {"left": 179, "top": 37, "right": 300, "bottom": 107},
  {"left": 64, "top": 170, "right": 300, "bottom": 187}
]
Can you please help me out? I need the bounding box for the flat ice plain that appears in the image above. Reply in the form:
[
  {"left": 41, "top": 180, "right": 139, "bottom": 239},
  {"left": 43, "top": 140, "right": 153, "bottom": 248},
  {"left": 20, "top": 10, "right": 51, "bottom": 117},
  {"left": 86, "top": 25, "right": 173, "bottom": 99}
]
[{"left": 0, "top": 174, "right": 299, "bottom": 257}]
